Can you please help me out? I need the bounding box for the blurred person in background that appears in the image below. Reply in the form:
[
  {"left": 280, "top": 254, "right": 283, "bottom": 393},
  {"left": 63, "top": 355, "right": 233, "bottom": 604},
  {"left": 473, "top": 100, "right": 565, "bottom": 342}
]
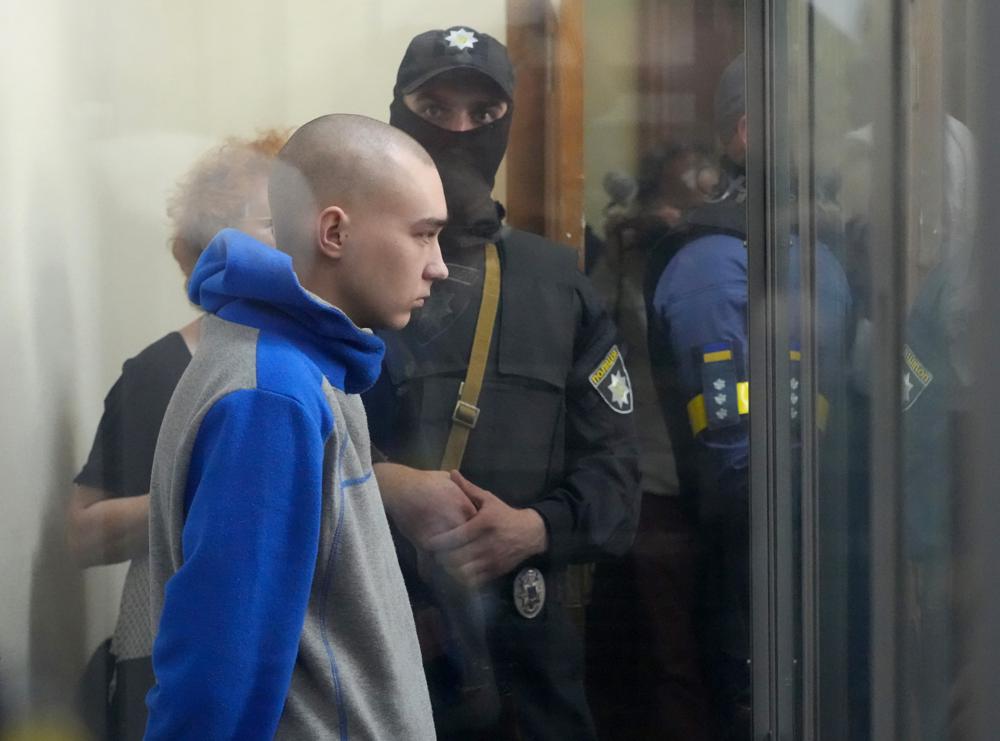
[
  {"left": 643, "top": 57, "right": 756, "bottom": 739},
  {"left": 645, "top": 55, "right": 852, "bottom": 740},
  {"left": 840, "top": 109, "right": 978, "bottom": 739},
  {"left": 585, "top": 141, "right": 716, "bottom": 741},
  {"left": 66, "top": 128, "right": 287, "bottom": 741}
]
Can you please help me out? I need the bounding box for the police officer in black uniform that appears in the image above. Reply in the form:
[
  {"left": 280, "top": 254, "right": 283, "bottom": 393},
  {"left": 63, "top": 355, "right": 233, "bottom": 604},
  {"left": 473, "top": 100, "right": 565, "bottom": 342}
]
[{"left": 365, "top": 25, "right": 641, "bottom": 741}]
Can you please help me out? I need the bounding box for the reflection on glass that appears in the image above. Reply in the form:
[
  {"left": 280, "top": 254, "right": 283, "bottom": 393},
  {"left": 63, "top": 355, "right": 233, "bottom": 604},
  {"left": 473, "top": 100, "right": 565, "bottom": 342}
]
[
  {"left": 777, "top": 1, "right": 978, "bottom": 738},
  {"left": 897, "top": 110, "right": 975, "bottom": 741},
  {"left": 588, "top": 45, "right": 754, "bottom": 740}
]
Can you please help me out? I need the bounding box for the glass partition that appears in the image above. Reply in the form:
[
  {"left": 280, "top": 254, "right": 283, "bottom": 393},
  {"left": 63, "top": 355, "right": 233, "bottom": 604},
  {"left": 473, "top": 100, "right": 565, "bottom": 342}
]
[
  {"left": 1, "top": 3, "right": 751, "bottom": 740},
  {"left": 5, "top": 1, "right": 1000, "bottom": 740},
  {"left": 756, "top": 0, "right": 991, "bottom": 739}
]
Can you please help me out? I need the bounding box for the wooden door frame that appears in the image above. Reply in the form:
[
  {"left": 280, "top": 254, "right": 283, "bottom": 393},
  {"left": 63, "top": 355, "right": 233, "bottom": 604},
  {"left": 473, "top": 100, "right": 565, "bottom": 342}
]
[{"left": 506, "top": 0, "right": 585, "bottom": 259}]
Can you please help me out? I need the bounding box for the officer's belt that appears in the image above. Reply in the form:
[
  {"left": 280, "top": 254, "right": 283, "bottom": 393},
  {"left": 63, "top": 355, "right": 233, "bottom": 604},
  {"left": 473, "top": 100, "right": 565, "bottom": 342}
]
[
  {"left": 686, "top": 383, "right": 829, "bottom": 435},
  {"left": 440, "top": 243, "right": 500, "bottom": 471}
]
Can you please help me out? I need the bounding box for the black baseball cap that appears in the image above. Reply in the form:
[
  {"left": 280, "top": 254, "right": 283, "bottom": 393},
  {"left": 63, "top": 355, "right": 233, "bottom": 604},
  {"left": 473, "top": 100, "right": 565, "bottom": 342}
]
[{"left": 394, "top": 26, "right": 515, "bottom": 99}]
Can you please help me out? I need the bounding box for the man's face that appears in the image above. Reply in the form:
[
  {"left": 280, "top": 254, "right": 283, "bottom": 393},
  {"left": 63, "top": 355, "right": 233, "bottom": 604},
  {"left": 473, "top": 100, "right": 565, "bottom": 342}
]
[
  {"left": 337, "top": 154, "right": 449, "bottom": 330},
  {"left": 403, "top": 69, "right": 509, "bottom": 132}
]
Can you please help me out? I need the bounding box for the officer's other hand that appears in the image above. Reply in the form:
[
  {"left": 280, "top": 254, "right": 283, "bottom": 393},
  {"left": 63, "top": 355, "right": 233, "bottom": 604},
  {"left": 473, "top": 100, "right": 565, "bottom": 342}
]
[
  {"left": 375, "top": 463, "right": 477, "bottom": 550},
  {"left": 425, "top": 471, "right": 549, "bottom": 588}
]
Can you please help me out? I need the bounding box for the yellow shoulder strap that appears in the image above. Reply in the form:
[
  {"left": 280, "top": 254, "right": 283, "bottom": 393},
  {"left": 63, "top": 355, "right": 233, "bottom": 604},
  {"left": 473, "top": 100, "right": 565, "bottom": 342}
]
[{"left": 440, "top": 243, "right": 501, "bottom": 471}]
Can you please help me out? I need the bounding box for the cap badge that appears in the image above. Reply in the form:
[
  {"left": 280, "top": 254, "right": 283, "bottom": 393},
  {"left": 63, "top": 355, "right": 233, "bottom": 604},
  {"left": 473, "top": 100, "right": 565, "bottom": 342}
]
[
  {"left": 513, "top": 567, "right": 545, "bottom": 619},
  {"left": 444, "top": 28, "right": 478, "bottom": 50}
]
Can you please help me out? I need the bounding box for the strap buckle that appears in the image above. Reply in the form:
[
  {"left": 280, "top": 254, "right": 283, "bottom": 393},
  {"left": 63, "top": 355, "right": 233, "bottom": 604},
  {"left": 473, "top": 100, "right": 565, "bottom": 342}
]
[{"left": 452, "top": 400, "right": 481, "bottom": 429}]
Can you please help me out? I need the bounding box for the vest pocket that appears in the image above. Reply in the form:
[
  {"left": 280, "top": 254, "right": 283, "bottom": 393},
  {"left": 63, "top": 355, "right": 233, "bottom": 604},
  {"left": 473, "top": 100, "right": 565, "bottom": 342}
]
[{"left": 463, "top": 376, "right": 564, "bottom": 508}]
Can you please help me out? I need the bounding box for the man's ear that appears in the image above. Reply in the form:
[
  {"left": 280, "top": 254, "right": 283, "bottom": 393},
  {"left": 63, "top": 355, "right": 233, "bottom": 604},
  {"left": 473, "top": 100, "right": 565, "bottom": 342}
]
[{"left": 318, "top": 205, "right": 349, "bottom": 259}]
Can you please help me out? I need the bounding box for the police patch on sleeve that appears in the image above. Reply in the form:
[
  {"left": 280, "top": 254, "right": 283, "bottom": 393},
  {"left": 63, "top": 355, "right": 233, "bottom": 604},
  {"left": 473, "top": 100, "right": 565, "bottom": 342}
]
[
  {"left": 589, "top": 344, "right": 633, "bottom": 414},
  {"left": 902, "top": 343, "right": 933, "bottom": 411}
]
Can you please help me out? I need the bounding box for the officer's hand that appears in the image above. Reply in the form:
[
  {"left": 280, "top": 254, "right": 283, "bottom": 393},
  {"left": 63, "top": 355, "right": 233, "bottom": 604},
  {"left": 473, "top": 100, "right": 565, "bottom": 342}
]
[
  {"left": 375, "top": 463, "right": 477, "bottom": 550},
  {"left": 425, "top": 471, "right": 549, "bottom": 588}
]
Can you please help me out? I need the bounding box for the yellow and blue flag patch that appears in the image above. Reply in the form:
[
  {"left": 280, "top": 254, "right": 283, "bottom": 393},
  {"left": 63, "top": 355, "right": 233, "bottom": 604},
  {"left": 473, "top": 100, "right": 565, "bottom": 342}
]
[{"left": 688, "top": 342, "right": 747, "bottom": 435}]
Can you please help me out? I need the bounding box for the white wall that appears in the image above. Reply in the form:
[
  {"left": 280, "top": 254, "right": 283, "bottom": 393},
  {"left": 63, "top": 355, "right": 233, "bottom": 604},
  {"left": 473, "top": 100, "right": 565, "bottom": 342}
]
[
  {"left": 583, "top": 0, "right": 640, "bottom": 237},
  {"left": 0, "top": 0, "right": 504, "bottom": 724}
]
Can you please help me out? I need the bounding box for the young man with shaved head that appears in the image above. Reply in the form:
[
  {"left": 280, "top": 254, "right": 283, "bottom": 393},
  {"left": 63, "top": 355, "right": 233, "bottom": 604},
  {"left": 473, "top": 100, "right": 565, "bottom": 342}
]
[{"left": 143, "top": 114, "right": 446, "bottom": 740}]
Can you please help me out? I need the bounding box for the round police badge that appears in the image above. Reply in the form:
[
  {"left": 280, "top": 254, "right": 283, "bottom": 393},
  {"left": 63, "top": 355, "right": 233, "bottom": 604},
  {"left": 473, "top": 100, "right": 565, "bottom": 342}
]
[{"left": 513, "top": 567, "right": 545, "bottom": 619}]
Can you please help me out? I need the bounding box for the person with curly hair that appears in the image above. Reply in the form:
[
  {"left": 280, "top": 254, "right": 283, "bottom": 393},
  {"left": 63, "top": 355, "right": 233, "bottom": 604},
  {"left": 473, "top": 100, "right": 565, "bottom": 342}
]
[{"left": 68, "top": 128, "right": 287, "bottom": 741}]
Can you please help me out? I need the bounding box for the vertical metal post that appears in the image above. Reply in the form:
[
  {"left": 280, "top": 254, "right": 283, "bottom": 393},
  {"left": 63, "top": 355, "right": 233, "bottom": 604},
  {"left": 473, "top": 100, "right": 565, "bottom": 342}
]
[
  {"left": 747, "top": 0, "right": 795, "bottom": 737},
  {"left": 868, "top": 1, "right": 908, "bottom": 739},
  {"left": 791, "top": 0, "right": 819, "bottom": 737},
  {"left": 768, "top": 5, "right": 798, "bottom": 735},
  {"left": 964, "top": 2, "right": 1000, "bottom": 739},
  {"left": 745, "top": 2, "right": 776, "bottom": 739}
]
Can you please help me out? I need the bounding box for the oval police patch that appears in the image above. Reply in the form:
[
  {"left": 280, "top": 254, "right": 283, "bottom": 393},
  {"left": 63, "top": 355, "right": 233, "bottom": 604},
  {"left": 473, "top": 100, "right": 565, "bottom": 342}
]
[{"left": 589, "top": 344, "right": 633, "bottom": 414}]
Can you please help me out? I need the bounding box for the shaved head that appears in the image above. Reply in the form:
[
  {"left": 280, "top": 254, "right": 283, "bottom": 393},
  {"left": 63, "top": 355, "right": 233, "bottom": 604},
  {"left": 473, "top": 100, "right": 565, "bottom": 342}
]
[
  {"left": 265, "top": 113, "right": 448, "bottom": 329},
  {"left": 268, "top": 113, "right": 437, "bottom": 256}
]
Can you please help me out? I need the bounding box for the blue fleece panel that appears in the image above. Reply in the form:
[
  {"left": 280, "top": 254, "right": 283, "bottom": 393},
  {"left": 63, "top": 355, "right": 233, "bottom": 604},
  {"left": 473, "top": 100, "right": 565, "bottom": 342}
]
[{"left": 145, "top": 388, "right": 330, "bottom": 740}]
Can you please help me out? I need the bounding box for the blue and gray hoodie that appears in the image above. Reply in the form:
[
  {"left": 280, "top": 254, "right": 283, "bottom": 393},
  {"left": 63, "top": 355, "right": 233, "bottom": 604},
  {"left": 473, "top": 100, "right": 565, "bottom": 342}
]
[{"left": 145, "top": 229, "right": 434, "bottom": 740}]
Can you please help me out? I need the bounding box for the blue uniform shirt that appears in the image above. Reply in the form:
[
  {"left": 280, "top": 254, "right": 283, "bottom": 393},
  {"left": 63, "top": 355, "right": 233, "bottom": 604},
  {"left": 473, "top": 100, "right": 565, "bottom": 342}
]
[{"left": 651, "top": 231, "right": 852, "bottom": 513}]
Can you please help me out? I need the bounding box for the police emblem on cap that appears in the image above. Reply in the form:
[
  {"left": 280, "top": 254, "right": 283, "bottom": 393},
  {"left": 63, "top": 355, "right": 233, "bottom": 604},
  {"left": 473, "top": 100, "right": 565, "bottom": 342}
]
[
  {"left": 589, "top": 345, "right": 633, "bottom": 414},
  {"left": 513, "top": 567, "right": 545, "bottom": 619},
  {"left": 444, "top": 28, "right": 478, "bottom": 50}
]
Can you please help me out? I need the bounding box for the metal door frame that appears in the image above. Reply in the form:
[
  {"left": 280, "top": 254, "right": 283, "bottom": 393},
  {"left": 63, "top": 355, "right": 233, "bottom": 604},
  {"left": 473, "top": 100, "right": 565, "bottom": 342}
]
[{"left": 746, "top": 1, "right": 909, "bottom": 738}]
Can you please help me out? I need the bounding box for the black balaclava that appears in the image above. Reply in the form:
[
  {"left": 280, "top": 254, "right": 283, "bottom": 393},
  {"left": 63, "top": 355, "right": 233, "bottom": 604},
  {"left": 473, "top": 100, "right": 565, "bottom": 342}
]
[
  {"left": 390, "top": 26, "right": 515, "bottom": 251},
  {"left": 390, "top": 97, "right": 511, "bottom": 249}
]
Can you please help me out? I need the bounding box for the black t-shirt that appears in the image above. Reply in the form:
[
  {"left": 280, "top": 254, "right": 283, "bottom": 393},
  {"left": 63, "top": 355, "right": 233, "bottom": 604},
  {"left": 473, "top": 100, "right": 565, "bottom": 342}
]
[{"left": 75, "top": 332, "right": 192, "bottom": 497}]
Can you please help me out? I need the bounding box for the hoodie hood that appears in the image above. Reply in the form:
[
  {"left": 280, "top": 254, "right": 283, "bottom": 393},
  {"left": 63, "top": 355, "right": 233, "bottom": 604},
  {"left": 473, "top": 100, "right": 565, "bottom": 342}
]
[{"left": 188, "top": 228, "right": 385, "bottom": 393}]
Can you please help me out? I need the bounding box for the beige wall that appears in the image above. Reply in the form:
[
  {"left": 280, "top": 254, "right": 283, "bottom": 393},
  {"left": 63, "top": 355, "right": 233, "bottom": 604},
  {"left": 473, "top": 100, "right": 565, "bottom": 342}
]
[
  {"left": 583, "top": 0, "right": 641, "bottom": 237},
  {"left": 0, "top": 0, "right": 504, "bottom": 722}
]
